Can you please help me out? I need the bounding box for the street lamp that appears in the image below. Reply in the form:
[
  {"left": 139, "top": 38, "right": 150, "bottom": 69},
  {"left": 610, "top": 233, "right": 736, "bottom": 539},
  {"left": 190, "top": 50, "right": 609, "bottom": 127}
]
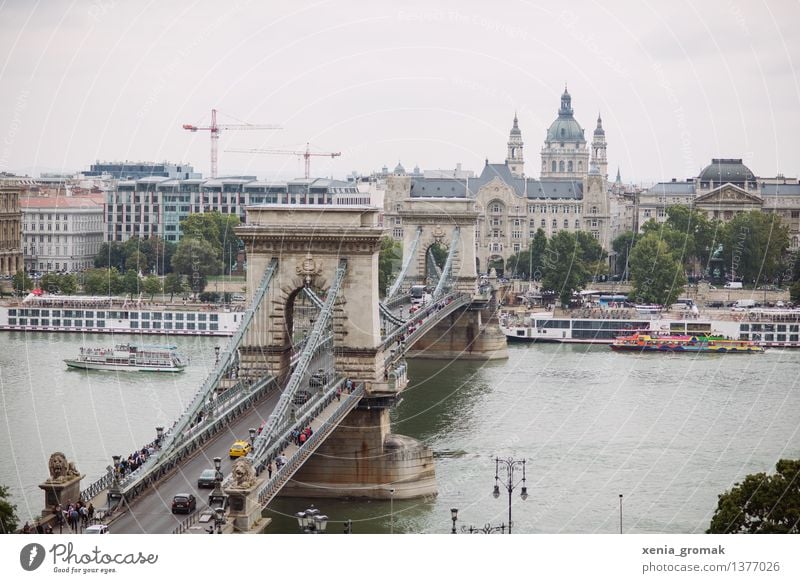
[
  {"left": 213, "top": 507, "right": 226, "bottom": 534},
  {"left": 107, "top": 455, "right": 122, "bottom": 505},
  {"left": 248, "top": 427, "right": 256, "bottom": 446},
  {"left": 619, "top": 494, "right": 623, "bottom": 534},
  {"left": 493, "top": 457, "right": 528, "bottom": 534},
  {"left": 295, "top": 505, "right": 328, "bottom": 533},
  {"left": 389, "top": 488, "right": 395, "bottom": 534},
  {"left": 155, "top": 426, "right": 164, "bottom": 448},
  {"left": 450, "top": 508, "right": 458, "bottom": 534},
  {"left": 209, "top": 456, "right": 227, "bottom": 510}
]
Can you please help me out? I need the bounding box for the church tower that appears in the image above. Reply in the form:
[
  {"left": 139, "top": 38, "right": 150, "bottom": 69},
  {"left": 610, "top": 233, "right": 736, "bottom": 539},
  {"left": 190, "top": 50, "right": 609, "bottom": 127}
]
[
  {"left": 506, "top": 113, "right": 524, "bottom": 178},
  {"left": 591, "top": 113, "right": 608, "bottom": 179},
  {"left": 540, "top": 86, "right": 589, "bottom": 180}
]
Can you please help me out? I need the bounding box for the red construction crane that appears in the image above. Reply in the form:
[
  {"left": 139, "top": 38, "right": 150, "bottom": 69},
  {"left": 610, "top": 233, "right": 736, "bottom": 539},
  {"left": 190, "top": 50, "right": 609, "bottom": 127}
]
[
  {"left": 182, "top": 108, "right": 281, "bottom": 178},
  {"left": 227, "top": 143, "right": 341, "bottom": 179}
]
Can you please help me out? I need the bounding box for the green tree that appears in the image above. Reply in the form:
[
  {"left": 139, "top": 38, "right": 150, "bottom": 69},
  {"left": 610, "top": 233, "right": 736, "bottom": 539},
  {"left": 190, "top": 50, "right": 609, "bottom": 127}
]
[
  {"left": 722, "top": 211, "right": 790, "bottom": 284},
  {"left": 143, "top": 275, "right": 162, "bottom": 300},
  {"left": 612, "top": 231, "right": 637, "bottom": 278},
  {"left": 665, "top": 205, "right": 719, "bottom": 273},
  {"left": 378, "top": 237, "right": 401, "bottom": 297},
  {"left": 59, "top": 274, "right": 78, "bottom": 295},
  {"left": 181, "top": 212, "right": 242, "bottom": 274},
  {"left": 529, "top": 228, "right": 548, "bottom": 280},
  {"left": 172, "top": 237, "right": 223, "bottom": 296},
  {"left": 0, "top": 484, "right": 19, "bottom": 534},
  {"left": 125, "top": 250, "right": 149, "bottom": 274},
  {"left": 40, "top": 273, "right": 61, "bottom": 294},
  {"left": 163, "top": 273, "right": 185, "bottom": 301},
  {"left": 12, "top": 271, "right": 32, "bottom": 294},
  {"left": 506, "top": 248, "right": 531, "bottom": 279},
  {"left": 94, "top": 242, "right": 126, "bottom": 270},
  {"left": 122, "top": 269, "right": 141, "bottom": 296},
  {"left": 541, "top": 231, "right": 588, "bottom": 307},
  {"left": 82, "top": 268, "right": 123, "bottom": 296},
  {"left": 707, "top": 459, "right": 800, "bottom": 534},
  {"left": 628, "top": 234, "right": 687, "bottom": 306},
  {"left": 428, "top": 242, "right": 448, "bottom": 270}
]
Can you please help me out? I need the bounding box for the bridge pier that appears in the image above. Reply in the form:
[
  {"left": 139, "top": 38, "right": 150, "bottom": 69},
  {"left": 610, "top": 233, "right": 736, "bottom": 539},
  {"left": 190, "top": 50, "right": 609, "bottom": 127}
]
[
  {"left": 279, "top": 404, "right": 436, "bottom": 500},
  {"left": 406, "top": 302, "right": 508, "bottom": 360}
]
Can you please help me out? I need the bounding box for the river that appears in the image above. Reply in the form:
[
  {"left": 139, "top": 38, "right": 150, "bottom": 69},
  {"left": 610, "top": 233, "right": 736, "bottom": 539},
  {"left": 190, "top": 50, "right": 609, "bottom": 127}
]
[{"left": 1, "top": 332, "right": 798, "bottom": 533}]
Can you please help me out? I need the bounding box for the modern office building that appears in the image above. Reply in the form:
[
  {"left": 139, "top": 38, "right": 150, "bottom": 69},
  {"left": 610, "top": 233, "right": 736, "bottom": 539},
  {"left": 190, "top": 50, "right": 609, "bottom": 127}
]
[{"left": 85, "top": 161, "right": 201, "bottom": 180}]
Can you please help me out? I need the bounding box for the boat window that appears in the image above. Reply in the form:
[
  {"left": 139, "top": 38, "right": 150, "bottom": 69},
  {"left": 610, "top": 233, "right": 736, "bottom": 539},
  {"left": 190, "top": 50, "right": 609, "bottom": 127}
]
[
  {"left": 96, "top": 311, "right": 104, "bottom": 318},
  {"left": 141, "top": 312, "right": 150, "bottom": 320},
  {"left": 187, "top": 313, "right": 196, "bottom": 321},
  {"left": 96, "top": 320, "right": 105, "bottom": 327},
  {"left": 74, "top": 320, "right": 82, "bottom": 327},
  {"left": 85, "top": 320, "right": 93, "bottom": 327}
]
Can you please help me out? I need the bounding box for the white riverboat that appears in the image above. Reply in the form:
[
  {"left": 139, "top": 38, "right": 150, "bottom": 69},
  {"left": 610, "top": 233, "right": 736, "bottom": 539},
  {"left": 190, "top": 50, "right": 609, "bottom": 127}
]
[
  {"left": 64, "top": 344, "right": 187, "bottom": 372},
  {"left": 500, "top": 308, "right": 800, "bottom": 348}
]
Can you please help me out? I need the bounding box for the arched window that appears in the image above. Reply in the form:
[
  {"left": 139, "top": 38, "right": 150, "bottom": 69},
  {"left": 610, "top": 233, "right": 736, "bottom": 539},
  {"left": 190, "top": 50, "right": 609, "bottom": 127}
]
[
  {"left": 564, "top": 219, "right": 569, "bottom": 228},
  {"left": 567, "top": 161, "right": 573, "bottom": 172},
  {"left": 551, "top": 161, "right": 557, "bottom": 173},
  {"left": 559, "top": 161, "right": 565, "bottom": 172},
  {"left": 578, "top": 161, "right": 583, "bottom": 172},
  {"left": 575, "top": 219, "right": 580, "bottom": 229},
  {"left": 591, "top": 206, "right": 598, "bottom": 214},
  {"left": 552, "top": 219, "right": 557, "bottom": 229}
]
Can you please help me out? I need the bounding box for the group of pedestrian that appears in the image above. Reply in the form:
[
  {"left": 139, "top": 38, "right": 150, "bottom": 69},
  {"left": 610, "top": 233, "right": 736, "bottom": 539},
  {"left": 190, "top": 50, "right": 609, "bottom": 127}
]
[
  {"left": 52, "top": 500, "right": 94, "bottom": 533},
  {"left": 116, "top": 443, "right": 156, "bottom": 479},
  {"left": 291, "top": 425, "right": 314, "bottom": 447}
]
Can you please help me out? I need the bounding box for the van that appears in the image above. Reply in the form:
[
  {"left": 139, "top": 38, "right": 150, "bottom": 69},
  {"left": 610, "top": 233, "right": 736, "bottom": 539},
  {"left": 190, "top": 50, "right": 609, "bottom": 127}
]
[
  {"left": 732, "top": 299, "right": 756, "bottom": 309},
  {"left": 724, "top": 282, "right": 743, "bottom": 289}
]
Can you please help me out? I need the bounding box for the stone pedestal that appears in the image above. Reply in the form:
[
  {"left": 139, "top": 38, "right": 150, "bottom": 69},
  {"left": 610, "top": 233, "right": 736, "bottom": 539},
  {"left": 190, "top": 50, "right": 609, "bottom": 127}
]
[
  {"left": 39, "top": 475, "right": 84, "bottom": 517},
  {"left": 224, "top": 482, "right": 265, "bottom": 533},
  {"left": 279, "top": 407, "right": 436, "bottom": 499}
]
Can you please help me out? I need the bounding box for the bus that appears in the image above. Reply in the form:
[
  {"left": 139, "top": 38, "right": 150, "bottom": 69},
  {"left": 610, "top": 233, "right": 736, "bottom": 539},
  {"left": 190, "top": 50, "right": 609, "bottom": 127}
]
[{"left": 410, "top": 285, "right": 427, "bottom": 305}]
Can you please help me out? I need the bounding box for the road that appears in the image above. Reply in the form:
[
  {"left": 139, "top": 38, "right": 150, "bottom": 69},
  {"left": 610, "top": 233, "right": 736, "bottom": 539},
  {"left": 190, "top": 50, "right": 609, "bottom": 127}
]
[{"left": 110, "top": 388, "right": 282, "bottom": 533}]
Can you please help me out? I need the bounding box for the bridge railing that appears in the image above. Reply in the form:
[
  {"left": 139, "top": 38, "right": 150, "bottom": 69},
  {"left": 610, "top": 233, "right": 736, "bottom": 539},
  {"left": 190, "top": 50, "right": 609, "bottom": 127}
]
[
  {"left": 80, "top": 470, "right": 114, "bottom": 503},
  {"left": 255, "top": 383, "right": 365, "bottom": 508},
  {"left": 382, "top": 291, "right": 470, "bottom": 353},
  {"left": 172, "top": 511, "right": 201, "bottom": 535},
  {"left": 117, "top": 375, "right": 276, "bottom": 501}
]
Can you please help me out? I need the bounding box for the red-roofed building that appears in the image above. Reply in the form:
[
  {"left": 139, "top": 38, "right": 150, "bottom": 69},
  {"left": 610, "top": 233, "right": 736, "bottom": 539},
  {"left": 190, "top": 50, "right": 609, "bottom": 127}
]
[{"left": 21, "top": 194, "right": 104, "bottom": 273}]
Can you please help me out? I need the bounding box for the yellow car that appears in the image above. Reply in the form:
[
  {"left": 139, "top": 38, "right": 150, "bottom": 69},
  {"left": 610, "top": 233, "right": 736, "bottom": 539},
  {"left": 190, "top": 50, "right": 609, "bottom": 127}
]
[{"left": 229, "top": 440, "right": 252, "bottom": 459}]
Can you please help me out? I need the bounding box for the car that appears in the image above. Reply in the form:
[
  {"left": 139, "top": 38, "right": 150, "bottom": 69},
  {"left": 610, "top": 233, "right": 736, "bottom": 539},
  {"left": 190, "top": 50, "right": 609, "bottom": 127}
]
[
  {"left": 293, "top": 390, "right": 312, "bottom": 405},
  {"left": 197, "top": 468, "right": 217, "bottom": 489},
  {"left": 232, "top": 294, "right": 245, "bottom": 302},
  {"left": 171, "top": 493, "right": 196, "bottom": 514},
  {"left": 309, "top": 369, "right": 330, "bottom": 388},
  {"left": 85, "top": 524, "right": 109, "bottom": 534},
  {"left": 229, "top": 440, "right": 252, "bottom": 459}
]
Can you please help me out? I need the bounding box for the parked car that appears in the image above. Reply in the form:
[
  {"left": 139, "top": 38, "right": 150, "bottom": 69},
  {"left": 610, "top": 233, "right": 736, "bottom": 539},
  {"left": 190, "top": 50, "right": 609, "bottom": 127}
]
[
  {"left": 229, "top": 440, "right": 252, "bottom": 459},
  {"left": 197, "top": 468, "right": 217, "bottom": 489},
  {"left": 171, "top": 493, "right": 196, "bottom": 514},
  {"left": 309, "top": 369, "right": 330, "bottom": 388},
  {"left": 232, "top": 294, "right": 245, "bottom": 302},
  {"left": 724, "top": 281, "right": 743, "bottom": 289},
  {"left": 85, "top": 524, "right": 109, "bottom": 534},
  {"left": 293, "top": 390, "right": 312, "bottom": 405}
]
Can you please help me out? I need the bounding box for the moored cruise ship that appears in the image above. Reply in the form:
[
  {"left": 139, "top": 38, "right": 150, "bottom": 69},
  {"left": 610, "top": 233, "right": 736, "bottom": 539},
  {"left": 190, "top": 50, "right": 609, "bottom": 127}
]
[
  {"left": 0, "top": 296, "right": 242, "bottom": 336},
  {"left": 500, "top": 308, "right": 800, "bottom": 348}
]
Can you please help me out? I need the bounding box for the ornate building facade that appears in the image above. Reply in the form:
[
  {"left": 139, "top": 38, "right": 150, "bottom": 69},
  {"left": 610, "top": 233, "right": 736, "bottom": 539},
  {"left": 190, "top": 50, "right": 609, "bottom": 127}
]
[
  {"left": 0, "top": 177, "right": 24, "bottom": 276},
  {"left": 384, "top": 88, "right": 616, "bottom": 272},
  {"left": 637, "top": 159, "right": 800, "bottom": 248}
]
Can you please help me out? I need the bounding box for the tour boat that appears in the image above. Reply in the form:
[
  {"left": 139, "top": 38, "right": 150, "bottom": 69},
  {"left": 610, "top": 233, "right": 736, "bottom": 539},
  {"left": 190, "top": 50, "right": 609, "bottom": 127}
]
[
  {"left": 609, "top": 333, "right": 764, "bottom": 353},
  {"left": 64, "top": 344, "right": 188, "bottom": 372}
]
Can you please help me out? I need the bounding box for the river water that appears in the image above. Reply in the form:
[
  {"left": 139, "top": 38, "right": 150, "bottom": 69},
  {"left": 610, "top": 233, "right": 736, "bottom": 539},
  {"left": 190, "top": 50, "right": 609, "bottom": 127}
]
[{"left": 1, "top": 331, "right": 798, "bottom": 533}]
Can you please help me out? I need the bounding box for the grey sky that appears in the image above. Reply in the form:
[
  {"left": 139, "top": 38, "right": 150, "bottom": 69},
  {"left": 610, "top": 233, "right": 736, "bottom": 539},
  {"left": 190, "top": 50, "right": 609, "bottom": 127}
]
[{"left": 0, "top": 0, "right": 798, "bottom": 183}]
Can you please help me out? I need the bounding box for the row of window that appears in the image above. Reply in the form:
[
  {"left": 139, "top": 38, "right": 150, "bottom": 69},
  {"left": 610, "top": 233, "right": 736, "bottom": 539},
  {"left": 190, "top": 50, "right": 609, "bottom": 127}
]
[
  {"left": 7, "top": 318, "right": 219, "bottom": 331},
  {"left": 740, "top": 333, "right": 800, "bottom": 343},
  {"left": 740, "top": 323, "right": 799, "bottom": 332},
  {"left": 9, "top": 308, "right": 219, "bottom": 322},
  {"left": 488, "top": 204, "right": 599, "bottom": 215}
]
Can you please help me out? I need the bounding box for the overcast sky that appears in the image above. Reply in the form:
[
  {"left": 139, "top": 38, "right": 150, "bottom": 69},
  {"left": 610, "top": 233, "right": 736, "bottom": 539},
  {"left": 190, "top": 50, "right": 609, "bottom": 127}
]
[{"left": 1, "top": 0, "right": 798, "bottom": 184}]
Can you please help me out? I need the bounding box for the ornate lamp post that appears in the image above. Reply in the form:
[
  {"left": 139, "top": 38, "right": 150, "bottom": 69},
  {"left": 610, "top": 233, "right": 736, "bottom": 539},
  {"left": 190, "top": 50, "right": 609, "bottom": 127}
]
[
  {"left": 450, "top": 508, "right": 458, "bottom": 534},
  {"left": 295, "top": 505, "right": 328, "bottom": 533},
  {"left": 107, "top": 455, "right": 122, "bottom": 505},
  {"left": 155, "top": 426, "right": 164, "bottom": 448},
  {"left": 213, "top": 507, "right": 226, "bottom": 534},
  {"left": 208, "top": 456, "right": 227, "bottom": 510},
  {"left": 449, "top": 507, "right": 507, "bottom": 534},
  {"left": 248, "top": 427, "right": 256, "bottom": 447},
  {"left": 493, "top": 457, "right": 528, "bottom": 534}
]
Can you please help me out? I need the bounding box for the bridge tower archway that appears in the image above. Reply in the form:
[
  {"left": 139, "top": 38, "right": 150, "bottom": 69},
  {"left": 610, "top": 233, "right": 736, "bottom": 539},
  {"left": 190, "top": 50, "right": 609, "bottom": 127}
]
[
  {"left": 397, "top": 198, "right": 479, "bottom": 294},
  {"left": 237, "top": 206, "right": 385, "bottom": 386}
]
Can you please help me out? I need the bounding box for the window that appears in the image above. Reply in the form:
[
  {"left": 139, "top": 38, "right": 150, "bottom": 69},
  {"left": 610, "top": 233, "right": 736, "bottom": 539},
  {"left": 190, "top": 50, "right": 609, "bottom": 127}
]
[
  {"left": 591, "top": 206, "right": 598, "bottom": 214},
  {"left": 575, "top": 219, "right": 580, "bottom": 228},
  {"left": 551, "top": 161, "right": 556, "bottom": 173},
  {"left": 512, "top": 231, "right": 521, "bottom": 239},
  {"left": 567, "top": 161, "right": 573, "bottom": 172},
  {"left": 559, "top": 161, "right": 565, "bottom": 172},
  {"left": 491, "top": 204, "right": 501, "bottom": 213},
  {"left": 552, "top": 219, "right": 557, "bottom": 228},
  {"left": 563, "top": 219, "right": 569, "bottom": 228},
  {"left": 540, "top": 219, "right": 546, "bottom": 227}
]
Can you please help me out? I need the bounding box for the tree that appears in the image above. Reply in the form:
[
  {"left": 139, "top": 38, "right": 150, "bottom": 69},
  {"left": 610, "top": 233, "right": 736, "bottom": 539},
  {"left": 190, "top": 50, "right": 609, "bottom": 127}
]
[
  {"left": 576, "top": 231, "right": 609, "bottom": 279},
  {"left": 163, "top": 273, "right": 185, "bottom": 301},
  {"left": 125, "top": 250, "right": 149, "bottom": 274},
  {"left": 378, "top": 237, "right": 401, "bottom": 297},
  {"left": 172, "top": 237, "right": 223, "bottom": 296},
  {"left": 506, "top": 248, "right": 532, "bottom": 279},
  {"left": 628, "top": 234, "right": 687, "bottom": 306},
  {"left": 707, "top": 459, "right": 800, "bottom": 534},
  {"left": 612, "top": 231, "right": 637, "bottom": 278},
  {"left": 0, "top": 484, "right": 19, "bottom": 534},
  {"left": 40, "top": 273, "right": 61, "bottom": 294},
  {"left": 665, "top": 205, "right": 719, "bottom": 272},
  {"left": 529, "top": 228, "right": 548, "bottom": 280},
  {"left": 94, "top": 242, "right": 126, "bottom": 270},
  {"left": 722, "top": 211, "right": 790, "bottom": 284},
  {"left": 541, "top": 232, "right": 588, "bottom": 307},
  {"left": 59, "top": 274, "right": 78, "bottom": 295},
  {"left": 143, "top": 275, "right": 162, "bottom": 300},
  {"left": 82, "top": 268, "right": 123, "bottom": 296},
  {"left": 180, "top": 212, "right": 242, "bottom": 274},
  {"left": 12, "top": 271, "right": 32, "bottom": 294},
  {"left": 123, "top": 269, "right": 141, "bottom": 296}
]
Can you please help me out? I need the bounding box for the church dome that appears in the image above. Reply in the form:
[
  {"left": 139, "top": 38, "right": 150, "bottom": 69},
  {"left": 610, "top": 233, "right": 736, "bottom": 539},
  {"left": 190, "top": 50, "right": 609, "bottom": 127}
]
[
  {"left": 393, "top": 161, "right": 406, "bottom": 174},
  {"left": 698, "top": 159, "right": 755, "bottom": 184},
  {"left": 545, "top": 87, "right": 585, "bottom": 142}
]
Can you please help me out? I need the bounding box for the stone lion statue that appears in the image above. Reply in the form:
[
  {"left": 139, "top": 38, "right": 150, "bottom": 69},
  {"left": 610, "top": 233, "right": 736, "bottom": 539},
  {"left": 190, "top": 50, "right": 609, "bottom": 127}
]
[
  {"left": 231, "top": 458, "right": 256, "bottom": 489},
  {"left": 47, "top": 452, "right": 80, "bottom": 483}
]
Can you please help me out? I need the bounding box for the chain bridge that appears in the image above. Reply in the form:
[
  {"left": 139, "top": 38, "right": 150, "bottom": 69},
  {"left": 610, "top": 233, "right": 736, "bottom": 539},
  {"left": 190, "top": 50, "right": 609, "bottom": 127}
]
[{"left": 46, "top": 201, "right": 507, "bottom": 534}]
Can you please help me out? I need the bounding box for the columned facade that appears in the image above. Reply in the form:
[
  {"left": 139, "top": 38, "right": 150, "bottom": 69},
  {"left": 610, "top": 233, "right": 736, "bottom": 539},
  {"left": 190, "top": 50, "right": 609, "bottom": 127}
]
[{"left": 0, "top": 179, "right": 23, "bottom": 276}]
